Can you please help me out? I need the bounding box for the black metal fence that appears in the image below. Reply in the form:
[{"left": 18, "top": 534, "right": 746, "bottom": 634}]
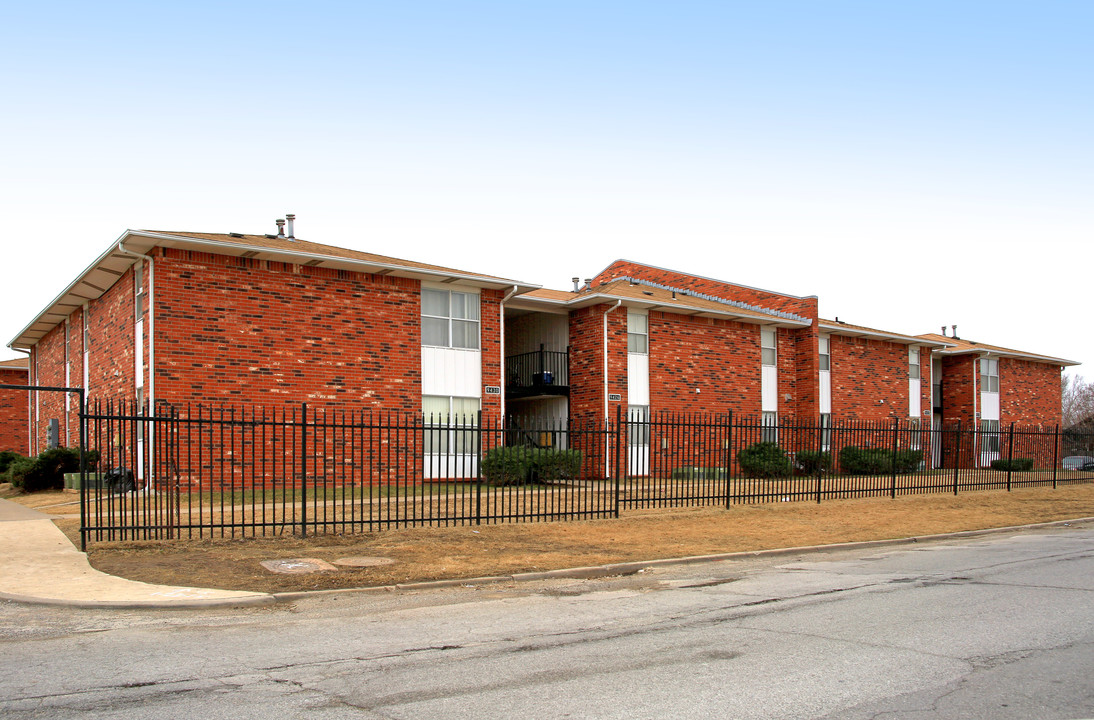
[{"left": 76, "top": 402, "right": 1094, "bottom": 546}]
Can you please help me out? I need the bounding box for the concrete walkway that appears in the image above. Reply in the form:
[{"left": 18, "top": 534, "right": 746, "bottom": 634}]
[{"left": 0, "top": 499, "right": 273, "bottom": 608}]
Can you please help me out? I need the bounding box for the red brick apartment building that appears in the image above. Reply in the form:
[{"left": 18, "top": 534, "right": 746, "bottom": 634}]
[
  {"left": 0, "top": 357, "right": 29, "bottom": 453},
  {"left": 8, "top": 226, "right": 1077, "bottom": 468}
]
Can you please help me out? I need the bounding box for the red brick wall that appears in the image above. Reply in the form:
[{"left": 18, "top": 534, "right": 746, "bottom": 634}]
[
  {"left": 593, "top": 260, "right": 820, "bottom": 319},
  {"left": 0, "top": 368, "right": 29, "bottom": 454},
  {"left": 154, "top": 249, "right": 424, "bottom": 411},
  {"left": 479, "top": 289, "right": 504, "bottom": 425},
  {"left": 941, "top": 356, "right": 977, "bottom": 426},
  {"left": 648, "top": 312, "right": 760, "bottom": 416},
  {"left": 1000, "top": 358, "right": 1062, "bottom": 427},
  {"left": 829, "top": 335, "right": 913, "bottom": 421}
]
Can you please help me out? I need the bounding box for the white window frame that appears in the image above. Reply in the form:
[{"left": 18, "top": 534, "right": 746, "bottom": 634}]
[
  {"left": 819, "top": 336, "right": 830, "bottom": 372},
  {"left": 422, "top": 289, "right": 481, "bottom": 350},
  {"left": 762, "top": 411, "right": 778, "bottom": 443},
  {"left": 627, "top": 312, "right": 649, "bottom": 355},
  {"left": 909, "top": 347, "right": 921, "bottom": 380},
  {"left": 979, "top": 358, "right": 999, "bottom": 393},
  {"left": 761, "top": 329, "right": 777, "bottom": 367}
]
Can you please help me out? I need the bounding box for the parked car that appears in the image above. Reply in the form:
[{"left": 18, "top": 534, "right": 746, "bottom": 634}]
[{"left": 1062, "top": 455, "right": 1094, "bottom": 470}]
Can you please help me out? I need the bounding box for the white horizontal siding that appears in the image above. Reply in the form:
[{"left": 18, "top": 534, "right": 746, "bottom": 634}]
[
  {"left": 819, "top": 370, "right": 831, "bottom": 414},
  {"left": 761, "top": 365, "right": 778, "bottom": 412},
  {"left": 628, "top": 353, "right": 650, "bottom": 406},
  {"left": 981, "top": 392, "right": 1000, "bottom": 421},
  {"left": 422, "top": 346, "right": 481, "bottom": 398}
]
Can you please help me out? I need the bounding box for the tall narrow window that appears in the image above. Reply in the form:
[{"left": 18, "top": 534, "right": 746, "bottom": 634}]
[
  {"left": 762, "top": 411, "right": 778, "bottom": 443},
  {"left": 423, "top": 396, "right": 480, "bottom": 454},
  {"left": 422, "top": 289, "right": 480, "bottom": 349},
  {"left": 909, "top": 347, "right": 921, "bottom": 380},
  {"left": 819, "top": 336, "right": 830, "bottom": 371},
  {"left": 627, "top": 313, "right": 648, "bottom": 354},
  {"left": 979, "top": 358, "right": 999, "bottom": 393},
  {"left": 761, "top": 329, "right": 776, "bottom": 367},
  {"left": 627, "top": 405, "right": 650, "bottom": 446},
  {"left": 820, "top": 413, "right": 831, "bottom": 450},
  {"left": 980, "top": 419, "right": 1000, "bottom": 453}
]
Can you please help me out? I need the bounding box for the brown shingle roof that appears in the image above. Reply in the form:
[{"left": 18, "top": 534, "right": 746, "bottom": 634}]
[
  {"left": 0, "top": 357, "right": 28, "bottom": 370},
  {"left": 916, "top": 333, "right": 1078, "bottom": 366}
]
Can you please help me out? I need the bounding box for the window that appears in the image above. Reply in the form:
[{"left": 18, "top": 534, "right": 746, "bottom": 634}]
[
  {"left": 980, "top": 419, "right": 1000, "bottom": 454},
  {"left": 761, "top": 329, "right": 776, "bottom": 367},
  {"left": 628, "top": 405, "right": 650, "bottom": 447},
  {"left": 422, "top": 289, "right": 480, "bottom": 349},
  {"left": 762, "top": 411, "right": 778, "bottom": 443},
  {"left": 908, "top": 417, "right": 921, "bottom": 450},
  {"left": 909, "top": 347, "right": 921, "bottom": 380},
  {"left": 423, "top": 396, "right": 479, "bottom": 454},
  {"left": 979, "top": 358, "right": 999, "bottom": 393},
  {"left": 627, "top": 313, "right": 648, "bottom": 354},
  {"left": 819, "top": 336, "right": 830, "bottom": 372},
  {"left": 820, "top": 413, "right": 831, "bottom": 450}
]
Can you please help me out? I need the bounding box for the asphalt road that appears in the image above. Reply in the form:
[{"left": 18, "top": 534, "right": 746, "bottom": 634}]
[{"left": 2, "top": 524, "right": 1094, "bottom": 719}]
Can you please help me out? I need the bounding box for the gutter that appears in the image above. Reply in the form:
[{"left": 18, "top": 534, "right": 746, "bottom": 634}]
[
  {"left": 116, "top": 241, "right": 155, "bottom": 484},
  {"left": 603, "top": 300, "right": 623, "bottom": 421},
  {"left": 499, "top": 285, "right": 519, "bottom": 421}
]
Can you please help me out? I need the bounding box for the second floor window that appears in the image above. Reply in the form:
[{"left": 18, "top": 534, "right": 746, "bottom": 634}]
[
  {"left": 628, "top": 313, "right": 648, "bottom": 354},
  {"left": 819, "top": 336, "right": 830, "bottom": 371},
  {"left": 761, "top": 329, "right": 776, "bottom": 367},
  {"left": 422, "top": 289, "right": 479, "bottom": 349},
  {"left": 909, "top": 347, "right": 921, "bottom": 380},
  {"left": 980, "top": 358, "right": 999, "bottom": 393}
]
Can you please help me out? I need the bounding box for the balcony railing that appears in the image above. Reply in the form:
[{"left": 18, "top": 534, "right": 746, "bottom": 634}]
[{"left": 506, "top": 346, "right": 569, "bottom": 399}]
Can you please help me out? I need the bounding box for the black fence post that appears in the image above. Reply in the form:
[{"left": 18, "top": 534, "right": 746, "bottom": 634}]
[
  {"left": 890, "top": 418, "right": 899, "bottom": 500},
  {"left": 1006, "top": 422, "right": 1016, "bottom": 492},
  {"left": 475, "top": 410, "right": 483, "bottom": 526},
  {"left": 952, "top": 420, "right": 962, "bottom": 496},
  {"left": 724, "top": 411, "right": 734, "bottom": 509},
  {"left": 815, "top": 414, "right": 824, "bottom": 505},
  {"left": 78, "top": 389, "right": 87, "bottom": 552},
  {"left": 1053, "top": 424, "right": 1060, "bottom": 489},
  {"left": 300, "top": 402, "right": 308, "bottom": 538},
  {"left": 613, "top": 404, "right": 622, "bottom": 518}
]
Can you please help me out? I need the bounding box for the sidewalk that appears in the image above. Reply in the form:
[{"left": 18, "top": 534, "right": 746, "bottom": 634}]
[{"left": 0, "top": 499, "right": 274, "bottom": 608}]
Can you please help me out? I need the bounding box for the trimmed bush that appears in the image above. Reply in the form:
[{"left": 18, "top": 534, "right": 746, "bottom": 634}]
[
  {"left": 0, "top": 450, "right": 25, "bottom": 476},
  {"left": 991, "top": 457, "right": 1034, "bottom": 472},
  {"left": 795, "top": 450, "right": 832, "bottom": 475},
  {"left": 839, "top": 446, "right": 923, "bottom": 475},
  {"left": 482, "top": 447, "right": 583, "bottom": 485},
  {"left": 670, "top": 466, "right": 726, "bottom": 480},
  {"left": 737, "top": 442, "right": 792, "bottom": 478},
  {"left": 6, "top": 447, "right": 82, "bottom": 492}
]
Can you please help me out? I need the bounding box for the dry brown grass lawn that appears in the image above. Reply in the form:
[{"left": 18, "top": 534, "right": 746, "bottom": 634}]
[{"left": 1, "top": 483, "right": 1081, "bottom": 594}]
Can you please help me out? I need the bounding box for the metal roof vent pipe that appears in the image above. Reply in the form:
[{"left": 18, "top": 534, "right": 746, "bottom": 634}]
[
  {"left": 275, "top": 218, "right": 286, "bottom": 237},
  {"left": 572, "top": 277, "right": 580, "bottom": 292},
  {"left": 941, "top": 326, "right": 948, "bottom": 337},
  {"left": 952, "top": 325, "right": 958, "bottom": 339},
  {"left": 584, "top": 278, "right": 592, "bottom": 290},
  {"left": 286, "top": 214, "right": 295, "bottom": 239}
]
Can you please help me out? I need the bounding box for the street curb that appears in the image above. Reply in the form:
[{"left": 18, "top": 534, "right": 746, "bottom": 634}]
[
  {"left": 268, "top": 517, "right": 1094, "bottom": 603},
  {"left": 0, "top": 590, "right": 278, "bottom": 610}
]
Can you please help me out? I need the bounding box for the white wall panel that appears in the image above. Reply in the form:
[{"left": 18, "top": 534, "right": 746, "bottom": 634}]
[
  {"left": 909, "top": 379, "right": 920, "bottom": 417},
  {"left": 762, "top": 366, "right": 778, "bottom": 412},
  {"left": 628, "top": 353, "right": 650, "bottom": 406},
  {"left": 981, "top": 392, "right": 1000, "bottom": 421},
  {"left": 422, "top": 347, "right": 481, "bottom": 397},
  {"left": 506, "top": 313, "right": 569, "bottom": 354},
  {"left": 820, "top": 370, "right": 831, "bottom": 414}
]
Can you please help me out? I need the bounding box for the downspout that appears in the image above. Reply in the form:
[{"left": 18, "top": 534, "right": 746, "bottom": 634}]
[
  {"left": 117, "top": 241, "right": 155, "bottom": 485},
  {"left": 116, "top": 241, "right": 155, "bottom": 411},
  {"left": 13, "top": 347, "right": 31, "bottom": 455},
  {"left": 499, "top": 285, "right": 519, "bottom": 422},
  {"left": 603, "top": 300, "right": 622, "bottom": 479},
  {"left": 602, "top": 300, "right": 623, "bottom": 421}
]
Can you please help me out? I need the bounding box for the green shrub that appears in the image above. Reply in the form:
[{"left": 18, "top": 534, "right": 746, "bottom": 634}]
[
  {"left": 839, "top": 446, "right": 922, "bottom": 475},
  {"left": 991, "top": 457, "right": 1034, "bottom": 472},
  {"left": 5, "top": 447, "right": 83, "bottom": 492},
  {"left": 481, "top": 447, "right": 583, "bottom": 485},
  {"left": 670, "top": 466, "right": 726, "bottom": 480},
  {"left": 737, "top": 442, "right": 792, "bottom": 478},
  {"left": 482, "top": 446, "right": 531, "bottom": 486},
  {"left": 795, "top": 450, "right": 832, "bottom": 474},
  {"left": 0, "top": 450, "right": 24, "bottom": 475}
]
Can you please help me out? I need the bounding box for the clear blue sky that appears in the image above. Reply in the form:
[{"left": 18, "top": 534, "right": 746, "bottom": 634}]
[{"left": 2, "top": 1, "right": 1091, "bottom": 375}]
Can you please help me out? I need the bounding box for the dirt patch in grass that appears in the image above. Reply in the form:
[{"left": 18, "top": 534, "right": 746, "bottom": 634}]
[{"left": 15, "top": 484, "right": 1094, "bottom": 594}]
